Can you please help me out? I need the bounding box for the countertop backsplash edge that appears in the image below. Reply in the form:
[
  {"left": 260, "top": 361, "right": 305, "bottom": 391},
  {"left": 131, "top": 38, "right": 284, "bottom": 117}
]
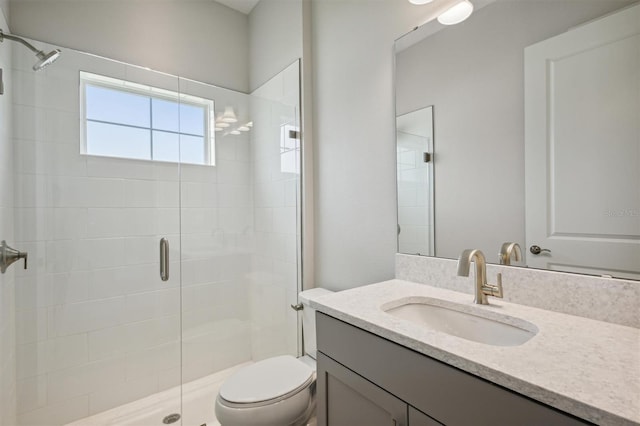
[{"left": 395, "top": 253, "right": 640, "bottom": 328}]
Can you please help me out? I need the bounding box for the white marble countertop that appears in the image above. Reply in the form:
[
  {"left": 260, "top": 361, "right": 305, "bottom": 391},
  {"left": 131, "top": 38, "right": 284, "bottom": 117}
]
[{"left": 310, "top": 280, "right": 640, "bottom": 426}]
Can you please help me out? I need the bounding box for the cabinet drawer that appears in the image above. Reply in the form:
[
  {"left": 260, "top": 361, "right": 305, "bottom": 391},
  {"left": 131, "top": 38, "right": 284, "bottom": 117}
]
[{"left": 317, "top": 312, "right": 592, "bottom": 426}]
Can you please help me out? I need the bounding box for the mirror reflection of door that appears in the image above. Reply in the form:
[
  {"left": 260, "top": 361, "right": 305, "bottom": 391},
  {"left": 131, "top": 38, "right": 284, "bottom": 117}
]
[
  {"left": 397, "top": 106, "right": 435, "bottom": 256},
  {"left": 525, "top": 3, "right": 640, "bottom": 280}
]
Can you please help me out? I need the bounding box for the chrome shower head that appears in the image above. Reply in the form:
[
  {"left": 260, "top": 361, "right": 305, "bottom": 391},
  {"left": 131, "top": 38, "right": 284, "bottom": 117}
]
[
  {"left": 0, "top": 29, "right": 61, "bottom": 71},
  {"left": 33, "top": 49, "right": 61, "bottom": 71}
]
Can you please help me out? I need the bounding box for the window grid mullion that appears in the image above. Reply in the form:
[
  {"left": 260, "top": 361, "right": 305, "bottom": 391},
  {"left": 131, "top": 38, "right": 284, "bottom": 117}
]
[
  {"left": 203, "top": 105, "right": 208, "bottom": 163},
  {"left": 85, "top": 119, "right": 203, "bottom": 138},
  {"left": 149, "top": 97, "right": 154, "bottom": 160}
]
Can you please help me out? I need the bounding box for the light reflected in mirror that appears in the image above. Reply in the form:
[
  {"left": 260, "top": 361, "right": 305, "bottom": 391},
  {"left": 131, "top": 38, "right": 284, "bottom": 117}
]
[
  {"left": 395, "top": 0, "right": 640, "bottom": 280},
  {"left": 397, "top": 106, "right": 434, "bottom": 256}
]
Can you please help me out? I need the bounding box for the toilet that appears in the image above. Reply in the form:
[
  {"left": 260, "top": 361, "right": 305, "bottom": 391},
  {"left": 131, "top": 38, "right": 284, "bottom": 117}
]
[{"left": 215, "top": 288, "right": 333, "bottom": 426}]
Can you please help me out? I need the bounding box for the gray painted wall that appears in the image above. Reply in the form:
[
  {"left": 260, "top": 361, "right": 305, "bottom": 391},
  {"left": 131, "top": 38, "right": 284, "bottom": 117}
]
[
  {"left": 396, "top": 0, "right": 631, "bottom": 262},
  {"left": 249, "top": 0, "right": 303, "bottom": 91},
  {"left": 310, "top": 0, "right": 450, "bottom": 291},
  {"left": 8, "top": 0, "right": 250, "bottom": 92}
]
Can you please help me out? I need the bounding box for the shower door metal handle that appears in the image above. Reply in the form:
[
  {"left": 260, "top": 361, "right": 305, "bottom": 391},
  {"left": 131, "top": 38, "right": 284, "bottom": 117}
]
[{"left": 160, "top": 238, "right": 169, "bottom": 281}]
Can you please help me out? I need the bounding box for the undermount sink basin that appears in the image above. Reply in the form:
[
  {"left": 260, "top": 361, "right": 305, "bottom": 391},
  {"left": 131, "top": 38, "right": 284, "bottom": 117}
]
[{"left": 383, "top": 299, "right": 537, "bottom": 347}]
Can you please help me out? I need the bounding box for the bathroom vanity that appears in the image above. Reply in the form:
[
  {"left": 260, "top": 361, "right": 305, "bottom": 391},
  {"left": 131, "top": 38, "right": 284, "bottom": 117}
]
[{"left": 312, "top": 280, "right": 640, "bottom": 426}]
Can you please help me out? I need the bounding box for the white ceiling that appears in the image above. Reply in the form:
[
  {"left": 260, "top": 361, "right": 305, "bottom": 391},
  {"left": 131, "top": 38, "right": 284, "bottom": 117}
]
[{"left": 214, "top": 0, "right": 259, "bottom": 14}]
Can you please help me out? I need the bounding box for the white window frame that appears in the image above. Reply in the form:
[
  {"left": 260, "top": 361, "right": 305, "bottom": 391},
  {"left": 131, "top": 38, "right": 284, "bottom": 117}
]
[{"left": 80, "top": 71, "right": 216, "bottom": 165}]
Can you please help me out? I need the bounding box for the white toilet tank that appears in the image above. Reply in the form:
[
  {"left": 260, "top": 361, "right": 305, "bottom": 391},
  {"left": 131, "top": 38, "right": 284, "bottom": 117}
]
[{"left": 298, "top": 288, "right": 333, "bottom": 360}]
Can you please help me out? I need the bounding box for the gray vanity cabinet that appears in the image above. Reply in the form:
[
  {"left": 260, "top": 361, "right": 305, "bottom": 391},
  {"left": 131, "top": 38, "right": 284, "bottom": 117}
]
[
  {"left": 316, "top": 312, "right": 593, "bottom": 426},
  {"left": 317, "top": 352, "right": 411, "bottom": 426},
  {"left": 408, "top": 407, "right": 443, "bottom": 426}
]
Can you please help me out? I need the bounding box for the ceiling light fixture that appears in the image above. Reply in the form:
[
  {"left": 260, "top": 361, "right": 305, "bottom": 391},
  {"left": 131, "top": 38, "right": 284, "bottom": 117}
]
[
  {"left": 437, "top": 0, "right": 474, "bottom": 25},
  {"left": 220, "top": 106, "right": 238, "bottom": 123},
  {"left": 408, "top": 0, "right": 433, "bottom": 4}
]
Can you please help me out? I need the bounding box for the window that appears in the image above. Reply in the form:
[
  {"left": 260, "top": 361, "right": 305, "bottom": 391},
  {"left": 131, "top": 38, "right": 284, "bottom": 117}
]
[{"left": 81, "top": 72, "right": 215, "bottom": 165}]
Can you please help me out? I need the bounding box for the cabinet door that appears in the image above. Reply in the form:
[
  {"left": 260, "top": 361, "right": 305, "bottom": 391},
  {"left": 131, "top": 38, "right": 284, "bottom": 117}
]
[
  {"left": 317, "top": 352, "right": 408, "bottom": 426},
  {"left": 408, "top": 407, "right": 443, "bottom": 426}
]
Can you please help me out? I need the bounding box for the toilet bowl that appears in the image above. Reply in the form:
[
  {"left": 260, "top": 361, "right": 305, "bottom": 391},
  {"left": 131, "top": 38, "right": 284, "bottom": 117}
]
[
  {"left": 215, "top": 288, "right": 333, "bottom": 426},
  {"left": 215, "top": 355, "right": 315, "bottom": 426}
]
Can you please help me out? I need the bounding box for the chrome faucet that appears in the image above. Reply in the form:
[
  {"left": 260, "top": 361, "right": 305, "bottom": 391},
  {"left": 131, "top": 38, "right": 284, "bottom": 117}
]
[
  {"left": 499, "top": 242, "right": 522, "bottom": 265},
  {"left": 456, "top": 249, "right": 503, "bottom": 305}
]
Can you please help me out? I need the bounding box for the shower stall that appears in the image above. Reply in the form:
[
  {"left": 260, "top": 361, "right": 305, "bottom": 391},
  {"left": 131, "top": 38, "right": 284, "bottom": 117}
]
[{"left": 0, "top": 31, "right": 303, "bottom": 426}]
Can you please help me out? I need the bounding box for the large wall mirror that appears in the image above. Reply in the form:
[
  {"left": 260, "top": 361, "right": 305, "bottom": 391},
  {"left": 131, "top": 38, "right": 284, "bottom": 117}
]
[{"left": 395, "top": 0, "right": 640, "bottom": 280}]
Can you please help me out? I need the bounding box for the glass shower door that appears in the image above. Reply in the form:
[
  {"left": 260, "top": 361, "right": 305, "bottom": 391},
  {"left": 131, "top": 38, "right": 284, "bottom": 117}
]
[
  {"left": 9, "top": 32, "right": 303, "bottom": 426},
  {"left": 177, "top": 61, "right": 302, "bottom": 425},
  {"left": 176, "top": 77, "right": 254, "bottom": 426},
  {"left": 11, "top": 39, "right": 183, "bottom": 425}
]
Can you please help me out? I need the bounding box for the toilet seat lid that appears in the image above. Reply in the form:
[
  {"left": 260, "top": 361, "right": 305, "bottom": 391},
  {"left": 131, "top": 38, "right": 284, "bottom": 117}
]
[{"left": 219, "top": 355, "right": 313, "bottom": 404}]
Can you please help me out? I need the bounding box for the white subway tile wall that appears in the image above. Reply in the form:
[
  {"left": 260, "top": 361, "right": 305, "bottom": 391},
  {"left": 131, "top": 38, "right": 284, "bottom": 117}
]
[
  {"left": 0, "top": 9, "right": 17, "bottom": 425},
  {"left": 9, "top": 43, "right": 300, "bottom": 425}
]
